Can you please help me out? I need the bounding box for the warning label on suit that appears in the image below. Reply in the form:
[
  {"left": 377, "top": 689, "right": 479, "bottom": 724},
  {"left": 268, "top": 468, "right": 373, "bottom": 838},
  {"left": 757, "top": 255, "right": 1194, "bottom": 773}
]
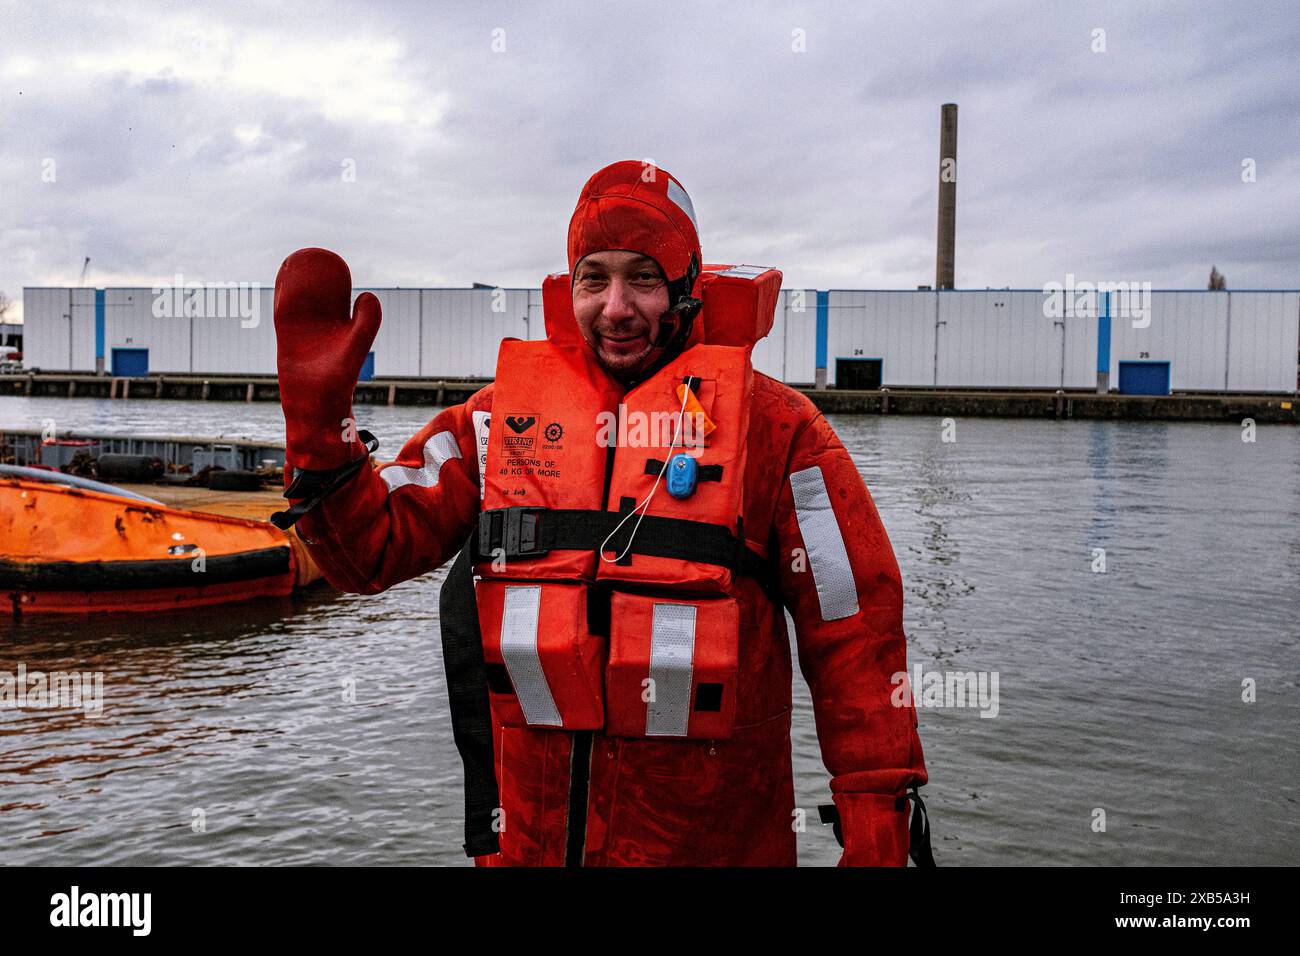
[{"left": 501, "top": 456, "right": 561, "bottom": 479}]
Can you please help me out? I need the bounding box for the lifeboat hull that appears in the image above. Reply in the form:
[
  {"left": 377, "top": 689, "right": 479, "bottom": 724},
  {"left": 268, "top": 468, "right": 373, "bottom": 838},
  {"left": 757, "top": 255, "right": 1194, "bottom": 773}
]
[{"left": 1, "top": 477, "right": 308, "bottom": 615}]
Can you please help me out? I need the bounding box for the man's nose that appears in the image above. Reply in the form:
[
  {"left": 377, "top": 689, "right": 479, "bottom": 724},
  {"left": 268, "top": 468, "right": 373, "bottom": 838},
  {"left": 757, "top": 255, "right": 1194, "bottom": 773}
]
[{"left": 601, "top": 278, "right": 637, "bottom": 321}]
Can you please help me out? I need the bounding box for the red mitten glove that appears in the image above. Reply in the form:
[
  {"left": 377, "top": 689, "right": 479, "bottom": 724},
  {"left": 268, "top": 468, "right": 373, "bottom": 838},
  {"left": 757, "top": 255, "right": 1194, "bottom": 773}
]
[
  {"left": 274, "top": 248, "right": 381, "bottom": 473},
  {"left": 834, "top": 791, "right": 910, "bottom": 867}
]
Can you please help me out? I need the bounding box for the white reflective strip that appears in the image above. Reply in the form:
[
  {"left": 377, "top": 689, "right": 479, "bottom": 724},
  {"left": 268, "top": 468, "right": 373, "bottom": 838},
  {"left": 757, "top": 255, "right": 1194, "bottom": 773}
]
[
  {"left": 500, "top": 586, "right": 561, "bottom": 726},
  {"left": 789, "top": 466, "right": 861, "bottom": 621},
  {"left": 712, "top": 264, "right": 772, "bottom": 279},
  {"left": 472, "top": 410, "right": 490, "bottom": 501},
  {"left": 646, "top": 603, "right": 697, "bottom": 737},
  {"left": 380, "top": 430, "right": 462, "bottom": 492},
  {"left": 665, "top": 177, "right": 699, "bottom": 232}
]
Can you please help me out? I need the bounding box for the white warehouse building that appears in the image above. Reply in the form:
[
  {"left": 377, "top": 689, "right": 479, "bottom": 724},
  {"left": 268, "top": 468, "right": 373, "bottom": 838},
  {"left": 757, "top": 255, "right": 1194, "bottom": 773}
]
[{"left": 21, "top": 284, "right": 1300, "bottom": 395}]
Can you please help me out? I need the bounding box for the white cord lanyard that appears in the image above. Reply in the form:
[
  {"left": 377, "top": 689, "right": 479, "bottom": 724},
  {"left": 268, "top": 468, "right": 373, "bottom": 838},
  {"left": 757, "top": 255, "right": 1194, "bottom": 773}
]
[{"left": 599, "top": 383, "right": 693, "bottom": 564}]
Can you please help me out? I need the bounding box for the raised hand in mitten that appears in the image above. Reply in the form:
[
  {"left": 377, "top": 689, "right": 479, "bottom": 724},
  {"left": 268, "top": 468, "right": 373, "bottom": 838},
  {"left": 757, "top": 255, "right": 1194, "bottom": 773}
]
[{"left": 274, "top": 248, "right": 380, "bottom": 472}]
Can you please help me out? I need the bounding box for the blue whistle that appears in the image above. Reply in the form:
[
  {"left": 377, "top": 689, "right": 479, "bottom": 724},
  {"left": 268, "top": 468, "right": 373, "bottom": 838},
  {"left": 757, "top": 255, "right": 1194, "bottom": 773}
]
[{"left": 666, "top": 453, "right": 698, "bottom": 499}]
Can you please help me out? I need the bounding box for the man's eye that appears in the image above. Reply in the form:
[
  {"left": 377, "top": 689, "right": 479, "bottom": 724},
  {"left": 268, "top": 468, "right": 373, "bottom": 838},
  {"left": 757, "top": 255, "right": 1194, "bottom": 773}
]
[{"left": 634, "top": 273, "right": 661, "bottom": 283}]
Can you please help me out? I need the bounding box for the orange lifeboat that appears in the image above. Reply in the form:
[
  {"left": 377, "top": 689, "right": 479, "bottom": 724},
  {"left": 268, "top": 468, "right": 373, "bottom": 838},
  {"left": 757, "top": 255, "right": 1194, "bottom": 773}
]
[{"left": 1, "top": 471, "right": 321, "bottom": 616}]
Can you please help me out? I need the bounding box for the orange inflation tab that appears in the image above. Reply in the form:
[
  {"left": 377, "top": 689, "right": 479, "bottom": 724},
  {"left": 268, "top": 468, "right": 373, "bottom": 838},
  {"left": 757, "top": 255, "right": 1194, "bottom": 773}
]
[{"left": 675, "top": 383, "right": 716, "bottom": 437}]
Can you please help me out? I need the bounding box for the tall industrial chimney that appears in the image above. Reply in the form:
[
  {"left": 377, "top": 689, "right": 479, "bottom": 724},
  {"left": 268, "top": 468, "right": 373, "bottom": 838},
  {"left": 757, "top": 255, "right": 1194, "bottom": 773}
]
[{"left": 936, "top": 103, "right": 957, "bottom": 290}]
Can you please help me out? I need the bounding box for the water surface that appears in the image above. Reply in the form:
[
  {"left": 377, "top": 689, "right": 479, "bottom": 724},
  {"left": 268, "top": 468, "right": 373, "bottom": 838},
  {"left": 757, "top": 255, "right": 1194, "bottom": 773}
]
[{"left": 3, "top": 395, "right": 1297, "bottom": 865}]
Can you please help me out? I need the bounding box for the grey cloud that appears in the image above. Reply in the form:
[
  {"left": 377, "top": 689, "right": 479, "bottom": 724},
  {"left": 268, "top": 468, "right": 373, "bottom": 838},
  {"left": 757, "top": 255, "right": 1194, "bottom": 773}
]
[{"left": 1, "top": 0, "right": 1297, "bottom": 318}]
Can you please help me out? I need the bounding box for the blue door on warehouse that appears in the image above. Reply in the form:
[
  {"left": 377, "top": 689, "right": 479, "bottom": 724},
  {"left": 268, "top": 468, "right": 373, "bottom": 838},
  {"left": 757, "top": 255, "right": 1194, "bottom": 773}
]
[
  {"left": 111, "top": 348, "right": 149, "bottom": 377},
  {"left": 1118, "top": 360, "right": 1171, "bottom": 395}
]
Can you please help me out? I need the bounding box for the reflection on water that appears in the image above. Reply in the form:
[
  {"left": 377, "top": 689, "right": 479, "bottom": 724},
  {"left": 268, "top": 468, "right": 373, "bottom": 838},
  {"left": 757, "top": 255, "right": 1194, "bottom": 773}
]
[
  {"left": 2, "top": 578, "right": 462, "bottom": 865},
  {"left": 3, "top": 396, "right": 1299, "bottom": 865},
  {"left": 906, "top": 441, "right": 977, "bottom": 668}
]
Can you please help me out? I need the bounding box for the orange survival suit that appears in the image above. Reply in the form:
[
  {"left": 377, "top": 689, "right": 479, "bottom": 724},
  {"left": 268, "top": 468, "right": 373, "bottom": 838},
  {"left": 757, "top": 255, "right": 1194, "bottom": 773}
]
[{"left": 274, "top": 162, "right": 930, "bottom": 866}]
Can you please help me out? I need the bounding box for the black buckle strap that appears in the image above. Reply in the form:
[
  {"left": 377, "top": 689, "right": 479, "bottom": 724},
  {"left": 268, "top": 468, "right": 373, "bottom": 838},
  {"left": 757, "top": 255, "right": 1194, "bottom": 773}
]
[
  {"left": 439, "top": 538, "right": 502, "bottom": 858},
  {"left": 269, "top": 430, "right": 378, "bottom": 530},
  {"left": 475, "top": 507, "right": 604, "bottom": 562},
  {"left": 476, "top": 506, "right": 549, "bottom": 561},
  {"left": 472, "top": 506, "right": 782, "bottom": 606},
  {"left": 906, "top": 786, "right": 936, "bottom": 868},
  {"left": 643, "top": 458, "right": 723, "bottom": 482}
]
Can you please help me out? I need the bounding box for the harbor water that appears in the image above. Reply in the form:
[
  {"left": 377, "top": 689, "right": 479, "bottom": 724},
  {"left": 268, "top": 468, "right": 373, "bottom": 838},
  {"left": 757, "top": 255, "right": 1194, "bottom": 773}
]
[{"left": 2, "top": 395, "right": 1297, "bottom": 865}]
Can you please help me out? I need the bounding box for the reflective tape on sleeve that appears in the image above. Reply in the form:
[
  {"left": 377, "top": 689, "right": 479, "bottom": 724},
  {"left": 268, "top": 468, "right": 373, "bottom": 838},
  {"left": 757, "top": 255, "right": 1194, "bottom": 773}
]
[
  {"left": 380, "top": 430, "right": 462, "bottom": 492},
  {"left": 789, "top": 466, "right": 861, "bottom": 621},
  {"left": 500, "top": 585, "right": 561, "bottom": 726},
  {"left": 646, "top": 602, "right": 698, "bottom": 737}
]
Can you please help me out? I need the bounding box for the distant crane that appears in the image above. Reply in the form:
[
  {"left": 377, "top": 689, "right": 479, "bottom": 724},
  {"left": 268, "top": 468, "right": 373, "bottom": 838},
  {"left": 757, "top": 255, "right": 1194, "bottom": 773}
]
[{"left": 78, "top": 257, "right": 90, "bottom": 287}]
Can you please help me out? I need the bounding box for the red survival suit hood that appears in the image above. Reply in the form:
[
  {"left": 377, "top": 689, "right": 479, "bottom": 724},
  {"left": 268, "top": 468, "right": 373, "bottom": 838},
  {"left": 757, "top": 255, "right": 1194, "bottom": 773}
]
[
  {"left": 567, "top": 159, "right": 702, "bottom": 302},
  {"left": 566, "top": 160, "right": 705, "bottom": 358},
  {"left": 553, "top": 160, "right": 779, "bottom": 354}
]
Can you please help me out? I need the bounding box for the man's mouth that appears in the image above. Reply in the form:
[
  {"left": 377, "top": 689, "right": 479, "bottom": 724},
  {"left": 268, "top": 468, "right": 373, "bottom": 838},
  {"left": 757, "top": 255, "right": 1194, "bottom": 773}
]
[{"left": 600, "top": 332, "right": 648, "bottom": 355}]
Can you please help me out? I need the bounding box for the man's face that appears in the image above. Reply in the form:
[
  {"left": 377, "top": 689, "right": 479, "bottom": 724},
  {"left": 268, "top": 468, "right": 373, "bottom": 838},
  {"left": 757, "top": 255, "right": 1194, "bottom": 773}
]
[{"left": 571, "top": 250, "right": 670, "bottom": 381}]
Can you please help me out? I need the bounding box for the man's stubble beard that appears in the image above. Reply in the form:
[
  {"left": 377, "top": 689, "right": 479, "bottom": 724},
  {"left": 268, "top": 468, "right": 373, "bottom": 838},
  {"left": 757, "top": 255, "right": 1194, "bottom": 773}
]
[{"left": 596, "top": 339, "right": 662, "bottom": 383}]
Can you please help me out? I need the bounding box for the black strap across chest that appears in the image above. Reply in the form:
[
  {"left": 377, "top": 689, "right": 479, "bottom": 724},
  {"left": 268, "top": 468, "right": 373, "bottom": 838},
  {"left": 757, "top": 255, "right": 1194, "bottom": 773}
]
[{"left": 471, "top": 505, "right": 778, "bottom": 601}]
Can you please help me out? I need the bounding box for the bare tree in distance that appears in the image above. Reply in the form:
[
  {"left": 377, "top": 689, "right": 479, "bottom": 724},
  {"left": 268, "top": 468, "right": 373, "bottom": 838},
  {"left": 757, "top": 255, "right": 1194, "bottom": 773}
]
[{"left": 1208, "top": 266, "right": 1226, "bottom": 290}]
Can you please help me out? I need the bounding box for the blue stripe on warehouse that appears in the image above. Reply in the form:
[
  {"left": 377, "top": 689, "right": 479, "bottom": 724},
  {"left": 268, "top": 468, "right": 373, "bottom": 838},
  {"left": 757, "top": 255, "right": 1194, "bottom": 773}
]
[
  {"left": 815, "top": 290, "right": 829, "bottom": 370},
  {"left": 1096, "top": 291, "right": 1111, "bottom": 374},
  {"left": 94, "top": 288, "right": 105, "bottom": 368}
]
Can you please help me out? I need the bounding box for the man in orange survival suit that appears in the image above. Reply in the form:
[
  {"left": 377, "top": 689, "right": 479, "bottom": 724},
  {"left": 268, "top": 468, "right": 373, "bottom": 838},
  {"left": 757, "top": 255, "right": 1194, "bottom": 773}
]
[{"left": 273, "top": 160, "right": 930, "bottom": 866}]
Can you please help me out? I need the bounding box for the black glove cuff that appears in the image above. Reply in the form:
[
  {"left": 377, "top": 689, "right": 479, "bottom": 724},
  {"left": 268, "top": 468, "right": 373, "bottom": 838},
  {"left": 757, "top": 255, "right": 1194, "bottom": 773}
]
[{"left": 270, "top": 430, "right": 378, "bottom": 530}]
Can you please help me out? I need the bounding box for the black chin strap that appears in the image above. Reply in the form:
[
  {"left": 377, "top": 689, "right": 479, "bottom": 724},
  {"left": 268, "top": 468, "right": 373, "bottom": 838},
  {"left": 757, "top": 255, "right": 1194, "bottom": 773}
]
[
  {"left": 652, "top": 295, "right": 703, "bottom": 350},
  {"left": 638, "top": 253, "right": 702, "bottom": 383}
]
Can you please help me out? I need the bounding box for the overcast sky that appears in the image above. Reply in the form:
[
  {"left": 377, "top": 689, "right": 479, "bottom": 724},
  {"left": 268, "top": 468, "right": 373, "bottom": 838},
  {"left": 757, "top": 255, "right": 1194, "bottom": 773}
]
[{"left": 2, "top": 0, "right": 1297, "bottom": 322}]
